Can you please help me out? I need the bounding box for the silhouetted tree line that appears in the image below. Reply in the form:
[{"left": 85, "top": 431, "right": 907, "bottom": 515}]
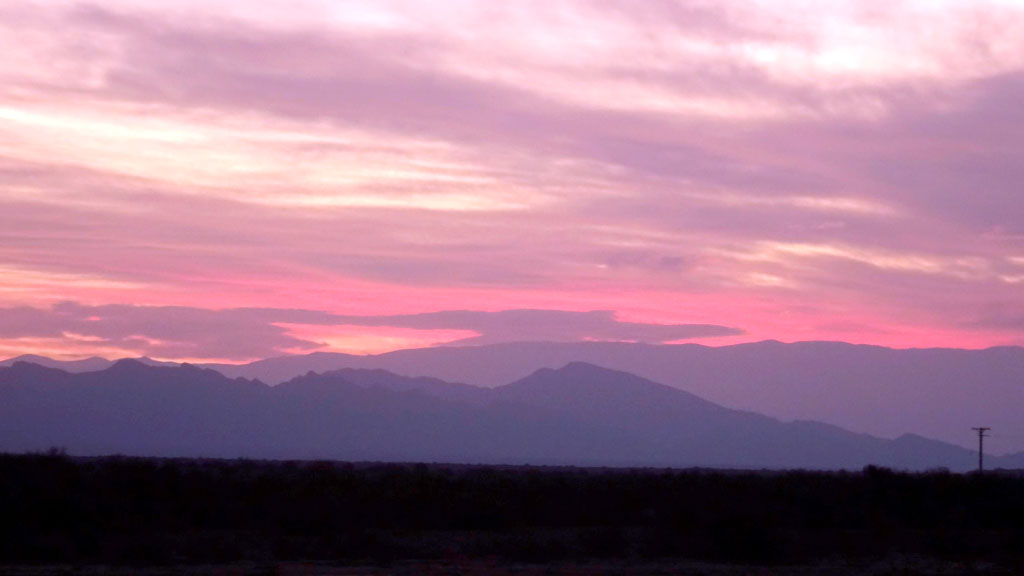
[{"left": 3, "top": 452, "right": 1024, "bottom": 567}]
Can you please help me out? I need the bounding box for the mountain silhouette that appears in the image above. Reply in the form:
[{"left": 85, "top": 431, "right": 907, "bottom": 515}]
[
  {"left": 2, "top": 359, "right": 1017, "bottom": 470},
  {"left": 0, "top": 354, "right": 178, "bottom": 372},
  {"left": 198, "top": 341, "right": 1024, "bottom": 453},
  {"left": 0, "top": 354, "right": 113, "bottom": 372}
]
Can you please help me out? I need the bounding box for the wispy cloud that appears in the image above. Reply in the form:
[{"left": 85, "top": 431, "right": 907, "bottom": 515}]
[
  {"left": 1, "top": 0, "right": 1023, "bottom": 357},
  {"left": 326, "top": 309, "right": 743, "bottom": 346},
  {"left": 0, "top": 303, "right": 742, "bottom": 361}
]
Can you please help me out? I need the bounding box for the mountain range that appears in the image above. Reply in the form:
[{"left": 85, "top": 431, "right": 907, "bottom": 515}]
[
  {"left": 1, "top": 358, "right": 1019, "bottom": 471},
  {"left": 9, "top": 340, "right": 1019, "bottom": 453}
]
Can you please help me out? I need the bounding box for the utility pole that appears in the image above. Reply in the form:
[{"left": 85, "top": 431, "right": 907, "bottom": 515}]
[{"left": 972, "top": 427, "right": 990, "bottom": 473}]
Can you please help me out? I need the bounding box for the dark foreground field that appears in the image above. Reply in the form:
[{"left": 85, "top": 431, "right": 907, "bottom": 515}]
[{"left": 3, "top": 453, "right": 1024, "bottom": 574}]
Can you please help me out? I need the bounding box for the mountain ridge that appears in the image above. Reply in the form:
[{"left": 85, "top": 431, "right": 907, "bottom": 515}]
[
  {"left": 2, "top": 359, "right": 1019, "bottom": 470},
  {"left": 6, "top": 340, "right": 1023, "bottom": 452},
  {"left": 197, "top": 340, "right": 1024, "bottom": 453}
]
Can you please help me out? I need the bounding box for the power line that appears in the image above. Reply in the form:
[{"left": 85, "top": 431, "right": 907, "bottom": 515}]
[{"left": 972, "top": 427, "right": 990, "bottom": 473}]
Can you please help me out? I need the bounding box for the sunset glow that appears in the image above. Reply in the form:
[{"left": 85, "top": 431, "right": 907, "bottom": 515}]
[{"left": 2, "top": 0, "right": 1024, "bottom": 361}]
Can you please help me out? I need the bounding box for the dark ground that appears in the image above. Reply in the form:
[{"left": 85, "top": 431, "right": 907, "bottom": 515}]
[
  {"left": 0, "top": 558, "right": 1016, "bottom": 575},
  {"left": 2, "top": 453, "right": 1024, "bottom": 574}
]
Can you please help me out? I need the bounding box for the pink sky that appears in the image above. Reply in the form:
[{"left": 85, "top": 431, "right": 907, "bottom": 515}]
[{"left": 2, "top": 0, "right": 1024, "bottom": 362}]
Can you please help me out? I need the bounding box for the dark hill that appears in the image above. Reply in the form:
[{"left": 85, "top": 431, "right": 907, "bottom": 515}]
[
  {"left": 0, "top": 360, "right": 1004, "bottom": 470},
  {"left": 199, "top": 341, "right": 1024, "bottom": 454}
]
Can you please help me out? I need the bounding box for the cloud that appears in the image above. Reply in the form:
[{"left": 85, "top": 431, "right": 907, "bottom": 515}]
[
  {"left": 328, "top": 309, "right": 743, "bottom": 346},
  {"left": 0, "top": 303, "right": 743, "bottom": 361},
  {"left": 0, "top": 303, "right": 329, "bottom": 360},
  {"left": 0, "top": 0, "right": 1023, "bottom": 353}
]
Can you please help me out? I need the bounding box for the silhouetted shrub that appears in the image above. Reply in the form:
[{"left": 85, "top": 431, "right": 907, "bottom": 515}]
[{"left": 2, "top": 453, "right": 1024, "bottom": 566}]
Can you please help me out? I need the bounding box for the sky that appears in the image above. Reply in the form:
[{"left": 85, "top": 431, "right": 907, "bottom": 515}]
[{"left": 1, "top": 0, "right": 1023, "bottom": 363}]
